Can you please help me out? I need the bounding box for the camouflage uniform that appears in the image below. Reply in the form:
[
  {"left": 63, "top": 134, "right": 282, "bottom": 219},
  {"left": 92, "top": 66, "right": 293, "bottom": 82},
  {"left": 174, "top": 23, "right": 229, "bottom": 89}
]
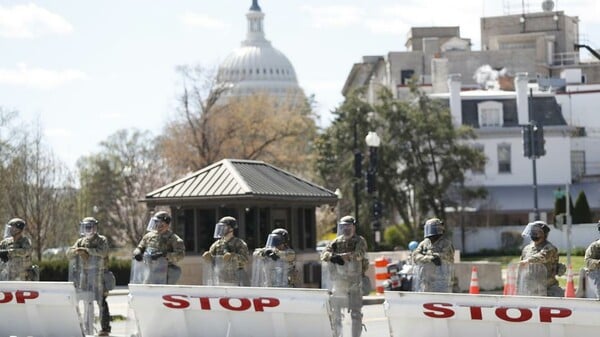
[
  {"left": 253, "top": 246, "right": 298, "bottom": 287},
  {"left": 585, "top": 239, "right": 600, "bottom": 270},
  {"left": 0, "top": 235, "right": 33, "bottom": 280},
  {"left": 66, "top": 233, "right": 111, "bottom": 333},
  {"left": 521, "top": 240, "right": 563, "bottom": 297},
  {"left": 321, "top": 234, "right": 368, "bottom": 337},
  {"left": 209, "top": 236, "right": 250, "bottom": 269},
  {"left": 412, "top": 236, "right": 454, "bottom": 292},
  {"left": 136, "top": 230, "right": 185, "bottom": 284}
]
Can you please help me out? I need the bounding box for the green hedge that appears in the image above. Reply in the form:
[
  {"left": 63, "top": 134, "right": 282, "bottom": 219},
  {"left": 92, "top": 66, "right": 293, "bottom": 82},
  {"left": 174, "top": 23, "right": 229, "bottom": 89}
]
[{"left": 37, "top": 258, "right": 132, "bottom": 285}]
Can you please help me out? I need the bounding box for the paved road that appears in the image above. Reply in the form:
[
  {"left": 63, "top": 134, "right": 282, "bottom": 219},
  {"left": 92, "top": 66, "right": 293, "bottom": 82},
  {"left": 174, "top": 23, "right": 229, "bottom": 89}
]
[{"left": 101, "top": 290, "right": 390, "bottom": 337}]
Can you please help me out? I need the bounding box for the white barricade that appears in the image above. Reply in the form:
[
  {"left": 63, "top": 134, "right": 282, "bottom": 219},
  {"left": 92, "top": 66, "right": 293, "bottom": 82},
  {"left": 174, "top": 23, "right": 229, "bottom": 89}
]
[
  {"left": 0, "top": 281, "right": 84, "bottom": 337},
  {"left": 384, "top": 291, "right": 600, "bottom": 337},
  {"left": 128, "top": 284, "right": 333, "bottom": 337}
]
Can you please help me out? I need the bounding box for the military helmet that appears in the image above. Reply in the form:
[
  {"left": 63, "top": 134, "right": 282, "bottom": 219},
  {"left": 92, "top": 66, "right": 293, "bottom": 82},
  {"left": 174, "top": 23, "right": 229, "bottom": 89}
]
[
  {"left": 423, "top": 218, "right": 444, "bottom": 238},
  {"left": 271, "top": 228, "right": 289, "bottom": 244},
  {"left": 154, "top": 211, "right": 171, "bottom": 224},
  {"left": 80, "top": 217, "right": 98, "bottom": 237},
  {"left": 339, "top": 215, "right": 356, "bottom": 226},
  {"left": 217, "top": 216, "right": 238, "bottom": 229},
  {"left": 7, "top": 218, "right": 26, "bottom": 230},
  {"left": 81, "top": 217, "right": 98, "bottom": 226}
]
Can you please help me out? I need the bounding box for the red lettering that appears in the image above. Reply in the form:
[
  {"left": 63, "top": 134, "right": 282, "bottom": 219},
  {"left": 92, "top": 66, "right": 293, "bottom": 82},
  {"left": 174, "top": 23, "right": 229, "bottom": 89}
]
[
  {"left": 220, "top": 297, "right": 251, "bottom": 311},
  {"left": 199, "top": 297, "right": 211, "bottom": 310},
  {"left": 423, "top": 303, "right": 454, "bottom": 318},
  {"left": 15, "top": 290, "right": 38, "bottom": 303},
  {"left": 0, "top": 292, "right": 13, "bottom": 303},
  {"left": 469, "top": 306, "right": 483, "bottom": 320},
  {"left": 253, "top": 297, "right": 280, "bottom": 312},
  {"left": 496, "top": 307, "right": 532, "bottom": 322},
  {"left": 539, "top": 307, "right": 572, "bottom": 323},
  {"left": 163, "top": 294, "right": 190, "bottom": 309}
]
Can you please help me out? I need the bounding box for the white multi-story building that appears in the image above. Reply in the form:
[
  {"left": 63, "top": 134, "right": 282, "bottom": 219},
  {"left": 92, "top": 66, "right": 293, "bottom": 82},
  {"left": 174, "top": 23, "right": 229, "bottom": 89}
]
[{"left": 342, "top": 1, "right": 600, "bottom": 225}]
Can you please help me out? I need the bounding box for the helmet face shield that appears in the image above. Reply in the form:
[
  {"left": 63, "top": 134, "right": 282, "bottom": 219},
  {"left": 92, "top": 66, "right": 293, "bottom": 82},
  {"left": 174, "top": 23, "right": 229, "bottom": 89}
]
[
  {"left": 80, "top": 221, "right": 97, "bottom": 237},
  {"left": 265, "top": 233, "right": 283, "bottom": 248},
  {"left": 213, "top": 222, "right": 231, "bottom": 239},
  {"left": 337, "top": 222, "right": 354, "bottom": 237},
  {"left": 146, "top": 217, "right": 165, "bottom": 232},
  {"left": 424, "top": 222, "right": 443, "bottom": 238},
  {"left": 3, "top": 225, "right": 12, "bottom": 238},
  {"left": 522, "top": 222, "right": 545, "bottom": 240}
]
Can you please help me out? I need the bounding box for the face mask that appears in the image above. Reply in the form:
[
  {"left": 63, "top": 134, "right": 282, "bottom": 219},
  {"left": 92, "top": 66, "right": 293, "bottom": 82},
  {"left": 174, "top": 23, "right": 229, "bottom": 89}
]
[{"left": 530, "top": 234, "right": 541, "bottom": 241}]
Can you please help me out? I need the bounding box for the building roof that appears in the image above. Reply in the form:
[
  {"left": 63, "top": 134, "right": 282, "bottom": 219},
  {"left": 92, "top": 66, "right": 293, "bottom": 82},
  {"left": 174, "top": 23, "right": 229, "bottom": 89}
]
[{"left": 143, "top": 159, "right": 338, "bottom": 206}]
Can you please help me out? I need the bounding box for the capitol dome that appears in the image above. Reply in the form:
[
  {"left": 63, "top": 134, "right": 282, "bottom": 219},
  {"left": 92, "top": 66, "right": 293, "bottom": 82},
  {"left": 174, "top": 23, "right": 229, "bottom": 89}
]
[{"left": 217, "top": 1, "right": 303, "bottom": 100}]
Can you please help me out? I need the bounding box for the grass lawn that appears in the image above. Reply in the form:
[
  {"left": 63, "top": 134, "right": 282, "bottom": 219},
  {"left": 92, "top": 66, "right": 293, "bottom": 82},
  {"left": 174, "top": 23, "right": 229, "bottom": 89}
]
[{"left": 462, "top": 255, "right": 585, "bottom": 288}]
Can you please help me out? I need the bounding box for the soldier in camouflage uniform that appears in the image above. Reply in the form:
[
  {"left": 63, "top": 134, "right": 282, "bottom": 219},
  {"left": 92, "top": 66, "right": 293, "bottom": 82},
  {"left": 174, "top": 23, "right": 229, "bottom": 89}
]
[
  {"left": 203, "top": 216, "right": 250, "bottom": 286},
  {"left": 133, "top": 211, "right": 185, "bottom": 284},
  {"left": 321, "top": 215, "right": 368, "bottom": 337},
  {"left": 519, "top": 220, "right": 564, "bottom": 297},
  {"left": 412, "top": 218, "right": 455, "bottom": 292},
  {"left": 0, "top": 218, "right": 34, "bottom": 281},
  {"left": 584, "top": 221, "right": 600, "bottom": 270},
  {"left": 576, "top": 221, "right": 600, "bottom": 297},
  {"left": 66, "top": 217, "right": 111, "bottom": 336},
  {"left": 253, "top": 228, "right": 298, "bottom": 287}
]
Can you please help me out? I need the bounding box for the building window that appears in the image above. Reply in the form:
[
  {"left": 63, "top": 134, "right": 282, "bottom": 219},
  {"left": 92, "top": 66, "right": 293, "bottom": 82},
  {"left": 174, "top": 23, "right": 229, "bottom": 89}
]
[
  {"left": 498, "top": 143, "right": 511, "bottom": 173},
  {"left": 471, "top": 143, "right": 485, "bottom": 174},
  {"left": 478, "top": 101, "right": 503, "bottom": 127},
  {"left": 400, "top": 69, "right": 415, "bottom": 85}
]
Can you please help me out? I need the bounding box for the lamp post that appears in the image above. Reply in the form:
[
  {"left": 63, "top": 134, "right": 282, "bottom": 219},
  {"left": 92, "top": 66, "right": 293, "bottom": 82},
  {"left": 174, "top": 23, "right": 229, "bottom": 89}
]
[
  {"left": 365, "top": 131, "right": 381, "bottom": 247},
  {"left": 334, "top": 188, "right": 342, "bottom": 223}
]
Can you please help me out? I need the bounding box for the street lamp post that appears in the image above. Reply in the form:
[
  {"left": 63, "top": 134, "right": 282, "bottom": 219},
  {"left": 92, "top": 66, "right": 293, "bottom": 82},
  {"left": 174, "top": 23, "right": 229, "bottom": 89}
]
[{"left": 365, "top": 131, "right": 381, "bottom": 247}]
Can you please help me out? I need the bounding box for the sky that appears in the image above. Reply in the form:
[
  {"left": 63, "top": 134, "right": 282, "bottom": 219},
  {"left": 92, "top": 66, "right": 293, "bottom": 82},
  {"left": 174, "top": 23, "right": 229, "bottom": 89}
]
[{"left": 1, "top": 0, "right": 599, "bottom": 170}]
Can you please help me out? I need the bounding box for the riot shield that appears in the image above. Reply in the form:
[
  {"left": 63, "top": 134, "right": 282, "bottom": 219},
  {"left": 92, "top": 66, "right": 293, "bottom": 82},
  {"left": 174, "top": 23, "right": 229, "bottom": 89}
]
[
  {"left": 0, "top": 259, "right": 26, "bottom": 281},
  {"left": 69, "top": 254, "right": 104, "bottom": 335},
  {"left": 411, "top": 262, "right": 453, "bottom": 293},
  {"left": 130, "top": 248, "right": 168, "bottom": 284},
  {"left": 202, "top": 255, "right": 243, "bottom": 286},
  {"left": 516, "top": 263, "right": 547, "bottom": 296},
  {"left": 322, "top": 260, "right": 362, "bottom": 337},
  {"left": 251, "top": 256, "right": 288, "bottom": 287},
  {"left": 584, "top": 269, "right": 600, "bottom": 299}
]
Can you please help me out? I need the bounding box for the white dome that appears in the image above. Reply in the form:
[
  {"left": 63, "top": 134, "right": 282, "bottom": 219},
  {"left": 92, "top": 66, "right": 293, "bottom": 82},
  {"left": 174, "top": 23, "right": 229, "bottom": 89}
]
[{"left": 216, "top": 1, "right": 303, "bottom": 98}]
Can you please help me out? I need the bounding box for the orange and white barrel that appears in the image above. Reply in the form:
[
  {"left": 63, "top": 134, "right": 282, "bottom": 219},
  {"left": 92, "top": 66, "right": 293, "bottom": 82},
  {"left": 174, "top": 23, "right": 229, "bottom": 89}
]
[{"left": 374, "top": 256, "right": 389, "bottom": 295}]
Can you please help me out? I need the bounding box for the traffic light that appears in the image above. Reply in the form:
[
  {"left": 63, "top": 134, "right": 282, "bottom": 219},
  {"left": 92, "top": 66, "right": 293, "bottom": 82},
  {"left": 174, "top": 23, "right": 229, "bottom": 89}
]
[
  {"left": 372, "top": 200, "right": 382, "bottom": 219},
  {"left": 533, "top": 124, "right": 546, "bottom": 157},
  {"left": 522, "top": 124, "right": 532, "bottom": 158}
]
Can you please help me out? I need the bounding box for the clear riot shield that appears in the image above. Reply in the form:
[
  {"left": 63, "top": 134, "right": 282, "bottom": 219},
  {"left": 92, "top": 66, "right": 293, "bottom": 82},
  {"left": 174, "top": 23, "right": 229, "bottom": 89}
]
[
  {"left": 0, "top": 258, "right": 27, "bottom": 281},
  {"left": 130, "top": 248, "right": 168, "bottom": 284},
  {"left": 584, "top": 269, "right": 600, "bottom": 299},
  {"left": 251, "top": 256, "right": 288, "bottom": 287},
  {"left": 322, "top": 260, "right": 362, "bottom": 337},
  {"left": 202, "top": 255, "right": 242, "bottom": 286},
  {"left": 69, "top": 254, "right": 104, "bottom": 335},
  {"left": 411, "top": 262, "right": 453, "bottom": 293},
  {"left": 516, "top": 263, "right": 547, "bottom": 296}
]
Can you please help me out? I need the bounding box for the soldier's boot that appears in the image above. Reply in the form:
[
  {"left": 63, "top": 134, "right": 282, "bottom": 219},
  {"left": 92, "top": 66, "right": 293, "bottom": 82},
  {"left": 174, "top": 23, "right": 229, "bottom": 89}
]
[
  {"left": 351, "top": 311, "right": 364, "bottom": 337},
  {"left": 100, "top": 297, "right": 111, "bottom": 335}
]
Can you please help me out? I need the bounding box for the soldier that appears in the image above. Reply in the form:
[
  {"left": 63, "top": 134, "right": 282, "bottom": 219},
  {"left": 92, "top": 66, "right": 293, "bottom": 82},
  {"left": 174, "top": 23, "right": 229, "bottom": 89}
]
[
  {"left": 66, "top": 217, "right": 111, "bottom": 336},
  {"left": 321, "top": 215, "right": 368, "bottom": 337},
  {"left": 202, "top": 216, "right": 250, "bottom": 286},
  {"left": 0, "top": 218, "right": 36, "bottom": 281},
  {"left": 519, "top": 220, "right": 564, "bottom": 297},
  {"left": 412, "top": 218, "right": 454, "bottom": 292},
  {"left": 577, "top": 220, "right": 600, "bottom": 297},
  {"left": 132, "top": 211, "right": 185, "bottom": 284},
  {"left": 252, "top": 228, "right": 298, "bottom": 287}
]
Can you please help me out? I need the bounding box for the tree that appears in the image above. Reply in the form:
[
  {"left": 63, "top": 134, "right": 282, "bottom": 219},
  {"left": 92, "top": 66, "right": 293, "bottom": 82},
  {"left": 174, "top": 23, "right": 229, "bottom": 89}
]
[
  {"left": 573, "top": 190, "right": 593, "bottom": 224},
  {"left": 2, "top": 121, "right": 76, "bottom": 260},
  {"left": 77, "top": 129, "right": 171, "bottom": 246},
  {"left": 158, "top": 65, "right": 318, "bottom": 177},
  {"left": 314, "top": 86, "right": 486, "bottom": 243}
]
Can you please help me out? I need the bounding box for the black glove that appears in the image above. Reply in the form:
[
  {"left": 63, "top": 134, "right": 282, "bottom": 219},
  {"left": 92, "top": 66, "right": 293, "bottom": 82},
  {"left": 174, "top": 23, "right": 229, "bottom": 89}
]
[
  {"left": 150, "top": 252, "right": 165, "bottom": 260},
  {"left": 330, "top": 254, "right": 345, "bottom": 265},
  {"left": 0, "top": 251, "right": 8, "bottom": 263},
  {"left": 133, "top": 253, "right": 143, "bottom": 262},
  {"left": 431, "top": 255, "right": 441, "bottom": 266}
]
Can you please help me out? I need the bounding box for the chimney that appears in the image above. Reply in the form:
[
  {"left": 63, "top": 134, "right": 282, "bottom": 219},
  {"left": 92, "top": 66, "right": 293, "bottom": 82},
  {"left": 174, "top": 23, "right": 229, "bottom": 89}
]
[
  {"left": 515, "top": 73, "right": 529, "bottom": 125},
  {"left": 448, "top": 74, "right": 462, "bottom": 126}
]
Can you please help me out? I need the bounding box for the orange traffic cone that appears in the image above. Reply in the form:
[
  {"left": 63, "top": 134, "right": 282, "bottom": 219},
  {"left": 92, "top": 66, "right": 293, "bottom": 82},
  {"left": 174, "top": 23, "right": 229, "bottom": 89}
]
[
  {"left": 503, "top": 264, "right": 517, "bottom": 295},
  {"left": 565, "top": 265, "right": 576, "bottom": 298},
  {"left": 469, "top": 266, "right": 480, "bottom": 294}
]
